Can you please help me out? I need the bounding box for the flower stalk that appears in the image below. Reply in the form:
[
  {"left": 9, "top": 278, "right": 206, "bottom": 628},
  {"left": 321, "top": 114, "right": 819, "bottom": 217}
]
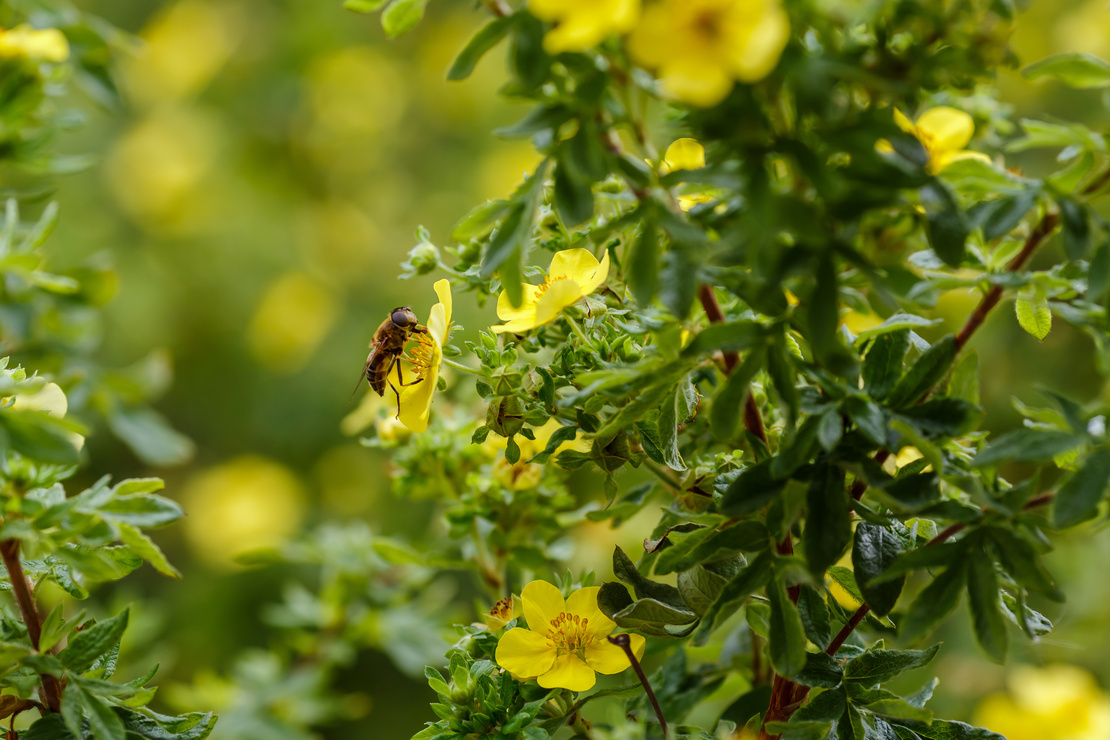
[
  {"left": 0, "top": 539, "right": 62, "bottom": 713},
  {"left": 607, "top": 633, "right": 668, "bottom": 738}
]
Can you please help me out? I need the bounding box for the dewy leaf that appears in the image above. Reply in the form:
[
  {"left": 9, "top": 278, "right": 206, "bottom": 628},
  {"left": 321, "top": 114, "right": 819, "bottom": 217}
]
[
  {"left": 58, "top": 608, "right": 130, "bottom": 674},
  {"left": 1053, "top": 447, "right": 1110, "bottom": 527},
  {"left": 447, "top": 14, "right": 515, "bottom": 81},
  {"left": 380, "top": 0, "right": 429, "bottom": 37},
  {"left": 1016, "top": 297, "right": 1047, "bottom": 339},
  {"left": 844, "top": 644, "right": 941, "bottom": 685},
  {"left": 967, "top": 552, "right": 1008, "bottom": 663},
  {"left": 1023, "top": 52, "right": 1110, "bottom": 89},
  {"left": 971, "top": 428, "right": 1083, "bottom": 467},
  {"left": 899, "top": 563, "right": 967, "bottom": 641},
  {"left": 853, "top": 523, "right": 905, "bottom": 617},
  {"left": 767, "top": 577, "right": 807, "bottom": 679}
]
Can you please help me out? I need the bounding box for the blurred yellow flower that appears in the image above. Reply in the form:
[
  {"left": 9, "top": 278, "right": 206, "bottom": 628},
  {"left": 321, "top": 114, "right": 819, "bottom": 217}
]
[
  {"left": 181, "top": 456, "right": 306, "bottom": 568},
  {"left": 662, "top": 138, "right": 706, "bottom": 172},
  {"left": 248, "top": 272, "right": 339, "bottom": 374},
  {"left": 495, "top": 580, "right": 646, "bottom": 691},
  {"left": 11, "top": 381, "right": 84, "bottom": 451},
  {"left": 489, "top": 419, "right": 589, "bottom": 490},
  {"left": 529, "top": 0, "right": 640, "bottom": 54},
  {"left": 492, "top": 249, "right": 610, "bottom": 334},
  {"left": 888, "top": 107, "right": 991, "bottom": 174},
  {"left": 398, "top": 279, "right": 452, "bottom": 433},
  {"left": 974, "top": 664, "right": 1110, "bottom": 740},
  {"left": 840, "top": 309, "right": 883, "bottom": 335},
  {"left": 627, "top": 0, "right": 790, "bottom": 107},
  {"left": 0, "top": 25, "right": 69, "bottom": 62}
]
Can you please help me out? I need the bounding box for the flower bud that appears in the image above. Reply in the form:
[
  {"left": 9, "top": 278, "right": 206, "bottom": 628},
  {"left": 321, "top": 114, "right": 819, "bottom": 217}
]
[
  {"left": 486, "top": 396, "right": 524, "bottom": 437},
  {"left": 408, "top": 242, "right": 439, "bottom": 275}
]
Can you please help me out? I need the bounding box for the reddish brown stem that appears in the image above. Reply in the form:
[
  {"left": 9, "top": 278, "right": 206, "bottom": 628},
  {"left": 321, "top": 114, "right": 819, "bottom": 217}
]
[
  {"left": 1, "top": 539, "right": 62, "bottom": 713},
  {"left": 608, "top": 634, "right": 668, "bottom": 737}
]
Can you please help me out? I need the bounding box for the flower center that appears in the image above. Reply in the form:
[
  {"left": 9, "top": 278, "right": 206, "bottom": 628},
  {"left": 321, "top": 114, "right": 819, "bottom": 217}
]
[
  {"left": 548, "top": 611, "right": 595, "bottom": 656},
  {"left": 691, "top": 9, "right": 725, "bottom": 41},
  {"left": 536, "top": 274, "right": 570, "bottom": 297},
  {"left": 488, "top": 597, "right": 513, "bottom": 622},
  {"left": 405, "top": 333, "right": 436, "bottom": 378}
]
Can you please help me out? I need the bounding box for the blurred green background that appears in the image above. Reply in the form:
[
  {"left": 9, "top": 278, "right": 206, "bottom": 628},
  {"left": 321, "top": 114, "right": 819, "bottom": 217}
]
[{"left": 40, "top": 0, "right": 1110, "bottom": 737}]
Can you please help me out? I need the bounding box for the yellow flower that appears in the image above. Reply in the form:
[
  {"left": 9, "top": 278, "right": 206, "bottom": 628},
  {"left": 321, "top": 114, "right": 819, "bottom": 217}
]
[
  {"left": 662, "top": 138, "right": 705, "bottom": 173},
  {"left": 492, "top": 249, "right": 610, "bottom": 334},
  {"left": 889, "top": 107, "right": 992, "bottom": 174},
  {"left": 529, "top": 0, "right": 640, "bottom": 54},
  {"left": 974, "top": 664, "right": 1110, "bottom": 740},
  {"left": 495, "top": 580, "right": 646, "bottom": 691},
  {"left": 0, "top": 25, "right": 69, "bottom": 62},
  {"left": 488, "top": 419, "right": 590, "bottom": 490},
  {"left": 398, "top": 279, "right": 452, "bottom": 433},
  {"left": 482, "top": 594, "right": 524, "bottom": 632},
  {"left": 627, "top": 0, "right": 790, "bottom": 107}
]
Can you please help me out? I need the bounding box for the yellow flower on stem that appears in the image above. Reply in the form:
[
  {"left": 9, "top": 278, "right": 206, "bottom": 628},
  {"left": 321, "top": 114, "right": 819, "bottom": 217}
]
[
  {"left": 495, "top": 580, "right": 646, "bottom": 691},
  {"left": 627, "top": 0, "right": 790, "bottom": 107},
  {"left": 0, "top": 25, "right": 69, "bottom": 62},
  {"left": 886, "top": 107, "right": 992, "bottom": 174},
  {"left": 528, "top": 0, "right": 640, "bottom": 54},
  {"left": 662, "top": 138, "right": 705, "bottom": 173},
  {"left": 491, "top": 248, "right": 610, "bottom": 334},
  {"left": 397, "top": 279, "right": 452, "bottom": 433},
  {"left": 482, "top": 594, "right": 524, "bottom": 632}
]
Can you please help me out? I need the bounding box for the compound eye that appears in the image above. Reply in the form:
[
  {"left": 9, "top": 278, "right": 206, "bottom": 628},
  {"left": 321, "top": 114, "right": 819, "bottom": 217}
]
[{"left": 391, "top": 309, "right": 412, "bottom": 327}]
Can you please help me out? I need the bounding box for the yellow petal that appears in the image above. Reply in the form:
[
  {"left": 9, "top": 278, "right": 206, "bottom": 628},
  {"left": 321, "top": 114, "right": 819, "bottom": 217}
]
[
  {"left": 725, "top": 5, "right": 790, "bottom": 83},
  {"left": 0, "top": 25, "right": 69, "bottom": 62},
  {"left": 495, "top": 627, "right": 556, "bottom": 679},
  {"left": 521, "top": 580, "right": 566, "bottom": 636},
  {"left": 491, "top": 315, "right": 541, "bottom": 334},
  {"left": 533, "top": 279, "right": 585, "bottom": 327},
  {"left": 577, "top": 248, "right": 611, "bottom": 295},
  {"left": 625, "top": 6, "right": 670, "bottom": 68},
  {"left": 664, "top": 138, "right": 705, "bottom": 172},
  {"left": 528, "top": 0, "right": 565, "bottom": 21},
  {"left": 893, "top": 108, "right": 916, "bottom": 135},
  {"left": 565, "top": 587, "right": 617, "bottom": 637},
  {"left": 427, "top": 301, "right": 449, "bottom": 348},
  {"left": 660, "top": 58, "right": 734, "bottom": 107},
  {"left": 434, "top": 278, "right": 453, "bottom": 328},
  {"left": 915, "top": 107, "right": 975, "bottom": 155},
  {"left": 496, "top": 284, "right": 542, "bottom": 320},
  {"left": 397, "top": 358, "right": 437, "bottom": 433},
  {"left": 583, "top": 633, "right": 646, "bottom": 674},
  {"left": 538, "top": 653, "right": 596, "bottom": 691},
  {"left": 543, "top": 17, "right": 609, "bottom": 54},
  {"left": 548, "top": 248, "right": 602, "bottom": 284},
  {"left": 933, "top": 149, "right": 992, "bottom": 172}
]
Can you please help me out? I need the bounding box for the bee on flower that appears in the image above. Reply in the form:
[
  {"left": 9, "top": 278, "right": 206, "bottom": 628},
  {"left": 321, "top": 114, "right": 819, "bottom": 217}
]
[{"left": 397, "top": 279, "right": 453, "bottom": 433}]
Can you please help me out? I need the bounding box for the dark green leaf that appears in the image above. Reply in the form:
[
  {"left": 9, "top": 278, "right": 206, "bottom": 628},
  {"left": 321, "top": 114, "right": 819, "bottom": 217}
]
[
  {"left": 894, "top": 719, "right": 1006, "bottom": 740},
  {"left": 897, "top": 398, "right": 983, "bottom": 439},
  {"left": 710, "top": 346, "right": 766, "bottom": 440},
  {"left": 1088, "top": 240, "right": 1110, "bottom": 299},
  {"left": 654, "top": 522, "right": 768, "bottom": 575},
  {"left": 22, "top": 714, "right": 75, "bottom": 740},
  {"left": 900, "top": 564, "right": 967, "bottom": 641},
  {"left": 1053, "top": 447, "right": 1110, "bottom": 527},
  {"left": 447, "top": 15, "right": 514, "bottom": 81},
  {"left": 853, "top": 523, "right": 905, "bottom": 617},
  {"left": 970, "top": 428, "right": 1083, "bottom": 467},
  {"left": 796, "top": 585, "right": 832, "bottom": 650},
  {"left": 768, "top": 333, "right": 800, "bottom": 424},
  {"left": 794, "top": 651, "right": 843, "bottom": 688},
  {"left": 58, "top": 609, "right": 129, "bottom": 675},
  {"left": 844, "top": 644, "right": 940, "bottom": 684},
  {"left": 967, "top": 553, "right": 1008, "bottom": 663},
  {"left": 768, "top": 578, "right": 807, "bottom": 679},
  {"left": 691, "top": 551, "right": 773, "bottom": 645},
  {"left": 115, "top": 708, "right": 217, "bottom": 740},
  {"left": 807, "top": 256, "right": 840, "bottom": 365},
  {"left": 611, "top": 546, "right": 686, "bottom": 607},
  {"left": 804, "top": 465, "right": 851, "bottom": 576},
  {"left": 677, "top": 564, "right": 729, "bottom": 616},
  {"left": 862, "top": 330, "right": 909, "bottom": 401},
  {"left": 627, "top": 222, "right": 659, "bottom": 306},
  {"left": 684, "top": 321, "right": 765, "bottom": 356},
  {"left": 553, "top": 164, "right": 593, "bottom": 227},
  {"left": 1023, "top": 52, "right": 1110, "bottom": 88},
  {"left": 721, "top": 461, "right": 787, "bottom": 516},
  {"left": 924, "top": 185, "right": 969, "bottom": 267},
  {"left": 845, "top": 396, "right": 888, "bottom": 447},
  {"left": 772, "top": 415, "right": 822, "bottom": 480},
  {"left": 659, "top": 248, "right": 698, "bottom": 319},
  {"left": 657, "top": 385, "right": 687, "bottom": 471},
  {"left": 1059, "top": 197, "right": 1091, "bottom": 260},
  {"left": 608, "top": 596, "right": 698, "bottom": 637},
  {"left": 970, "top": 191, "right": 1037, "bottom": 240},
  {"left": 886, "top": 335, "right": 958, "bottom": 409},
  {"left": 986, "top": 527, "right": 1064, "bottom": 601}
]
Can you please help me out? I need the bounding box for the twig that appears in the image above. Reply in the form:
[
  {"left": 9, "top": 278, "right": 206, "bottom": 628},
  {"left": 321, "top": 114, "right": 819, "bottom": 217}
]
[
  {"left": 608, "top": 633, "right": 668, "bottom": 738},
  {"left": 1, "top": 539, "right": 62, "bottom": 713}
]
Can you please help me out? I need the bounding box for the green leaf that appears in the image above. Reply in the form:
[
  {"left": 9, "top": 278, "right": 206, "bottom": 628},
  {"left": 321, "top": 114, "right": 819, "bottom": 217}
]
[
  {"left": 22, "top": 714, "right": 75, "bottom": 740},
  {"left": 886, "top": 335, "right": 958, "bottom": 409},
  {"left": 986, "top": 527, "right": 1064, "bottom": 601},
  {"left": 611, "top": 546, "right": 685, "bottom": 607},
  {"left": 853, "top": 523, "right": 905, "bottom": 617},
  {"left": 677, "top": 564, "right": 730, "bottom": 616},
  {"left": 1016, "top": 297, "right": 1047, "bottom": 339},
  {"left": 659, "top": 247, "right": 698, "bottom": 319},
  {"left": 115, "top": 708, "right": 217, "bottom": 740},
  {"left": 868, "top": 541, "right": 965, "bottom": 585},
  {"left": 657, "top": 385, "right": 687, "bottom": 471},
  {"left": 343, "top": 0, "right": 387, "bottom": 11},
  {"left": 627, "top": 222, "right": 659, "bottom": 306},
  {"left": 794, "top": 651, "right": 843, "bottom": 688},
  {"left": 1088, "top": 240, "right": 1110, "bottom": 299},
  {"left": 553, "top": 163, "right": 594, "bottom": 227},
  {"left": 845, "top": 396, "right": 888, "bottom": 447},
  {"left": 804, "top": 464, "right": 851, "bottom": 576},
  {"left": 98, "top": 494, "right": 184, "bottom": 528},
  {"left": 854, "top": 315, "right": 941, "bottom": 342},
  {"left": 896, "top": 398, "right": 983, "bottom": 438},
  {"left": 721, "top": 460, "right": 787, "bottom": 516},
  {"left": 608, "top": 597, "right": 698, "bottom": 637},
  {"left": 970, "top": 190, "right": 1038, "bottom": 241},
  {"left": 452, "top": 199, "right": 512, "bottom": 242},
  {"left": 967, "top": 553, "right": 1008, "bottom": 663},
  {"left": 1008, "top": 118, "right": 1106, "bottom": 153},
  {"left": 844, "top": 644, "right": 940, "bottom": 684},
  {"left": 447, "top": 15, "right": 514, "bottom": 81},
  {"left": 381, "top": 0, "right": 429, "bottom": 37},
  {"left": 1053, "top": 448, "right": 1110, "bottom": 527},
  {"left": 481, "top": 160, "right": 549, "bottom": 305},
  {"left": 710, "top": 346, "right": 766, "bottom": 440},
  {"left": 58, "top": 609, "right": 129, "bottom": 675},
  {"left": 862, "top": 330, "right": 909, "bottom": 401},
  {"left": 796, "top": 585, "right": 832, "bottom": 649},
  {"left": 894, "top": 719, "right": 1006, "bottom": 740},
  {"left": 691, "top": 551, "right": 773, "bottom": 645},
  {"left": 807, "top": 256, "right": 840, "bottom": 365},
  {"left": 924, "top": 184, "right": 969, "bottom": 267},
  {"left": 107, "top": 407, "right": 194, "bottom": 467},
  {"left": 971, "top": 428, "right": 1083, "bottom": 467},
  {"left": 1059, "top": 197, "right": 1091, "bottom": 260},
  {"left": 1023, "top": 52, "right": 1110, "bottom": 88},
  {"left": 653, "top": 522, "right": 768, "bottom": 575},
  {"left": 0, "top": 410, "right": 82, "bottom": 465},
  {"left": 117, "top": 523, "right": 181, "bottom": 579},
  {"left": 767, "top": 577, "right": 807, "bottom": 679},
  {"left": 684, "top": 321, "right": 765, "bottom": 356},
  {"left": 900, "top": 564, "right": 967, "bottom": 641}
]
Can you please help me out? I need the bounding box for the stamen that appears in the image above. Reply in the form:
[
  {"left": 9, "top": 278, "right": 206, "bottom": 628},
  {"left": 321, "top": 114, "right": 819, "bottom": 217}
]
[{"left": 535, "top": 274, "right": 570, "bottom": 297}]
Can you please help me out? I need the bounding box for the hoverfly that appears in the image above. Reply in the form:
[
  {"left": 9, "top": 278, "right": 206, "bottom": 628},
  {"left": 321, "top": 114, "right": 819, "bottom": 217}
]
[{"left": 353, "top": 306, "right": 428, "bottom": 417}]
